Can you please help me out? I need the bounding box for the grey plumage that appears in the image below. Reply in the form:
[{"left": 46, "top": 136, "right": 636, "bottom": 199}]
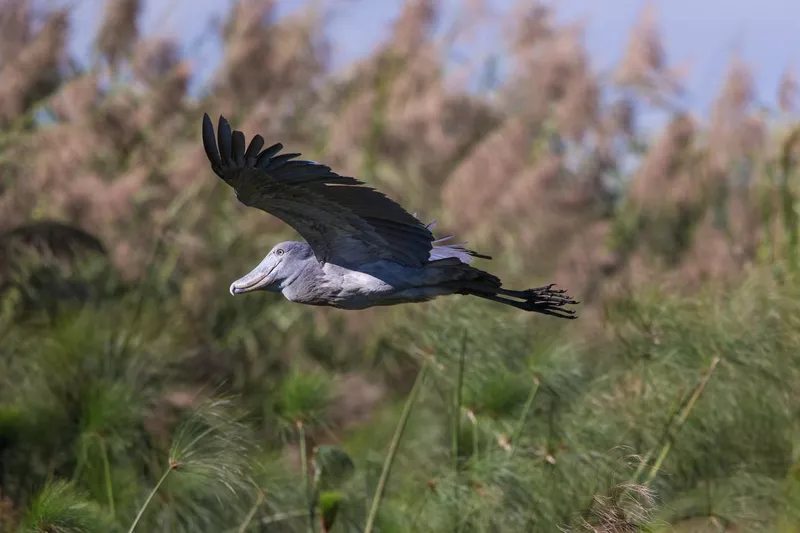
[{"left": 202, "top": 113, "right": 578, "bottom": 319}]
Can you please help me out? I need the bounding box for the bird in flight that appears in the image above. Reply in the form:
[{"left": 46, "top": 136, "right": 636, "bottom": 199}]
[{"left": 201, "top": 114, "right": 578, "bottom": 319}]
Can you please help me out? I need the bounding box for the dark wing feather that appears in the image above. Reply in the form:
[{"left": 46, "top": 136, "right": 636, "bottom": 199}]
[{"left": 202, "top": 113, "right": 435, "bottom": 267}]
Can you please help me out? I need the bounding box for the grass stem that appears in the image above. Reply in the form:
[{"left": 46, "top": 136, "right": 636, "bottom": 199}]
[
  {"left": 298, "top": 421, "right": 315, "bottom": 533},
  {"left": 99, "top": 438, "right": 115, "bottom": 518},
  {"left": 510, "top": 376, "right": 541, "bottom": 457},
  {"left": 127, "top": 464, "right": 174, "bottom": 533},
  {"left": 452, "top": 332, "right": 467, "bottom": 472},
  {"left": 452, "top": 332, "right": 467, "bottom": 533},
  {"left": 364, "top": 360, "right": 429, "bottom": 533},
  {"left": 235, "top": 490, "right": 264, "bottom": 533},
  {"left": 644, "top": 356, "right": 721, "bottom": 486}
]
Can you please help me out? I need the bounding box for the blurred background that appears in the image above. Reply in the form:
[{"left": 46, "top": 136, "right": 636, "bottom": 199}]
[{"left": 2, "top": 0, "right": 800, "bottom": 531}]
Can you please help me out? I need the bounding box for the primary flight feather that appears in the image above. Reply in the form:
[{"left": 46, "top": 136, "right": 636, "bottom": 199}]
[{"left": 202, "top": 113, "right": 578, "bottom": 319}]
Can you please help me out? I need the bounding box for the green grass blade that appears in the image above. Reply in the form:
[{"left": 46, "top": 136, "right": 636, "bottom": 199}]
[
  {"left": 126, "top": 466, "right": 173, "bottom": 533},
  {"left": 644, "top": 356, "right": 722, "bottom": 486},
  {"left": 364, "top": 360, "right": 429, "bottom": 533},
  {"left": 298, "top": 421, "right": 315, "bottom": 533},
  {"left": 99, "top": 438, "right": 115, "bottom": 518},
  {"left": 510, "top": 376, "right": 540, "bottom": 457}
]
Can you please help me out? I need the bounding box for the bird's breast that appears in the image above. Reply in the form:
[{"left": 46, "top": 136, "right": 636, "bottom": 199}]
[
  {"left": 282, "top": 262, "right": 420, "bottom": 309},
  {"left": 320, "top": 263, "right": 401, "bottom": 308}
]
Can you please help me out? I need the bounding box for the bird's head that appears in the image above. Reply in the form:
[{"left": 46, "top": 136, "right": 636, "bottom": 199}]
[{"left": 229, "top": 241, "right": 312, "bottom": 295}]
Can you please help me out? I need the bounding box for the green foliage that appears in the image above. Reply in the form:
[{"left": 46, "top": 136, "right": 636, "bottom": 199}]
[
  {"left": 318, "top": 490, "right": 344, "bottom": 532},
  {"left": 4, "top": 208, "right": 800, "bottom": 533},
  {"left": 19, "top": 481, "right": 110, "bottom": 533},
  {"left": 276, "top": 370, "right": 332, "bottom": 425},
  {"left": 125, "top": 399, "right": 257, "bottom": 533},
  {"left": 3, "top": 228, "right": 800, "bottom": 533},
  {"left": 168, "top": 398, "right": 255, "bottom": 497},
  {"left": 313, "top": 446, "right": 355, "bottom": 491}
]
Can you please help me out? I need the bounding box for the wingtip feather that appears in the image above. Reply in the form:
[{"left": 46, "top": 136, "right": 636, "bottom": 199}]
[
  {"left": 201, "top": 113, "right": 221, "bottom": 169},
  {"left": 232, "top": 130, "right": 246, "bottom": 167},
  {"left": 262, "top": 152, "right": 301, "bottom": 172},
  {"left": 217, "top": 115, "right": 233, "bottom": 166},
  {"left": 244, "top": 134, "right": 265, "bottom": 166},
  {"left": 256, "top": 142, "right": 284, "bottom": 168}
]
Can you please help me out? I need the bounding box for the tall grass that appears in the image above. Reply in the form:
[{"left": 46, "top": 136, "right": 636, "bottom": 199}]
[
  {"left": 2, "top": 0, "right": 800, "bottom": 531},
  {"left": 4, "top": 236, "right": 800, "bottom": 532}
]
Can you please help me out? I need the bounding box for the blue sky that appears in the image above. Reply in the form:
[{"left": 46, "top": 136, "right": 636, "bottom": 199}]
[{"left": 62, "top": 0, "right": 798, "bottom": 116}]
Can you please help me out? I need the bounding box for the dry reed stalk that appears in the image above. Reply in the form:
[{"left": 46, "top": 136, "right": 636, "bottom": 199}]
[
  {"left": 778, "top": 67, "right": 798, "bottom": 114},
  {"left": 707, "top": 57, "right": 760, "bottom": 175},
  {"left": 627, "top": 113, "right": 696, "bottom": 210},
  {"left": 0, "top": 0, "right": 32, "bottom": 63},
  {"left": 144, "top": 61, "right": 191, "bottom": 121},
  {"left": 615, "top": 1, "right": 663, "bottom": 89},
  {"left": 441, "top": 118, "right": 533, "bottom": 231},
  {"left": 509, "top": 24, "right": 589, "bottom": 123},
  {"left": 509, "top": 1, "right": 554, "bottom": 53},
  {"left": 671, "top": 214, "right": 747, "bottom": 290},
  {"left": 556, "top": 68, "right": 599, "bottom": 141},
  {"left": 492, "top": 153, "right": 563, "bottom": 221},
  {"left": 389, "top": 0, "right": 438, "bottom": 58},
  {"left": 325, "top": 90, "right": 377, "bottom": 175},
  {"left": 0, "top": 9, "right": 68, "bottom": 125},
  {"left": 131, "top": 37, "right": 181, "bottom": 85},
  {"left": 554, "top": 220, "right": 619, "bottom": 302},
  {"left": 25, "top": 123, "right": 103, "bottom": 195},
  {"left": 96, "top": 0, "right": 141, "bottom": 70},
  {"left": 571, "top": 481, "right": 655, "bottom": 533},
  {"left": 48, "top": 74, "right": 100, "bottom": 123},
  {"left": 218, "top": 0, "right": 328, "bottom": 114},
  {"left": 608, "top": 97, "right": 636, "bottom": 138}
]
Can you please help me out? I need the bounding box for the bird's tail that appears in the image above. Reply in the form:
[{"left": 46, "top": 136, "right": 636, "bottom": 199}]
[{"left": 428, "top": 261, "right": 579, "bottom": 319}]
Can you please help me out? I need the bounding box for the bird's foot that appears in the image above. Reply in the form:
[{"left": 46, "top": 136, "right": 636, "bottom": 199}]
[{"left": 520, "top": 284, "right": 580, "bottom": 319}]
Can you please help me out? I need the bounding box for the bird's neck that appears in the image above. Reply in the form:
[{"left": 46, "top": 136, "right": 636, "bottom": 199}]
[{"left": 279, "top": 257, "right": 319, "bottom": 291}]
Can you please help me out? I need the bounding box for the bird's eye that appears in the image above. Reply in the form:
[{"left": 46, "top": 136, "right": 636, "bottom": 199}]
[{"left": 276, "top": 249, "right": 284, "bottom": 256}]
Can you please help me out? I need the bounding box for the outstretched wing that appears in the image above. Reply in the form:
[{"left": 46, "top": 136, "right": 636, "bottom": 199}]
[{"left": 202, "top": 114, "right": 435, "bottom": 268}]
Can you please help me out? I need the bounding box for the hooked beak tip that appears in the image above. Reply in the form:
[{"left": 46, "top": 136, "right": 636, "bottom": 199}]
[
  {"left": 230, "top": 262, "right": 277, "bottom": 296},
  {"left": 229, "top": 282, "right": 245, "bottom": 296}
]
